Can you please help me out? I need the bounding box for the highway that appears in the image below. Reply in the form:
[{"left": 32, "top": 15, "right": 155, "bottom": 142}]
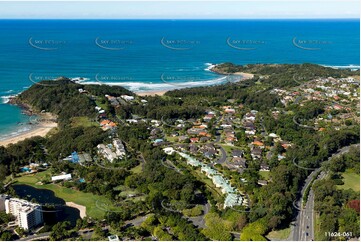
[
  {"left": 292, "top": 168, "right": 321, "bottom": 241},
  {"left": 291, "top": 144, "right": 359, "bottom": 241}
]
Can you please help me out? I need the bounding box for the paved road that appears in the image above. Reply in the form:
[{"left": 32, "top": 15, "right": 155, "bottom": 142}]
[
  {"left": 215, "top": 133, "right": 221, "bottom": 143},
  {"left": 124, "top": 214, "right": 149, "bottom": 227},
  {"left": 215, "top": 145, "right": 227, "bottom": 164},
  {"left": 292, "top": 168, "right": 321, "bottom": 241},
  {"left": 292, "top": 144, "right": 359, "bottom": 241},
  {"left": 19, "top": 232, "right": 51, "bottom": 241},
  {"left": 186, "top": 202, "right": 210, "bottom": 229}
]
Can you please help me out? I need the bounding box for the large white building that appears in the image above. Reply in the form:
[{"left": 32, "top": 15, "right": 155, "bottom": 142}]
[
  {"left": 97, "top": 139, "right": 126, "bottom": 162},
  {"left": 0, "top": 195, "right": 43, "bottom": 230},
  {"left": 51, "top": 173, "right": 72, "bottom": 182},
  {"left": 113, "top": 139, "right": 126, "bottom": 158}
]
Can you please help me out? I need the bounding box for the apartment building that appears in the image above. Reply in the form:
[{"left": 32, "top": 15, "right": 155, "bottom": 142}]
[{"left": 0, "top": 195, "right": 43, "bottom": 230}]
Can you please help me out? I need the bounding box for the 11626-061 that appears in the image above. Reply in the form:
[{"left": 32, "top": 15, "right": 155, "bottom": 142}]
[{"left": 325, "top": 232, "right": 353, "bottom": 238}]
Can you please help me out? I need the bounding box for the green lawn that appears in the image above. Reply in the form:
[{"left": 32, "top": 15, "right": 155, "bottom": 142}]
[
  {"left": 70, "top": 116, "right": 98, "bottom": 128},
  {"left": 337, "top": 169, "right": 360, "bottom": 192},
  {"left": 95, "top": 99, "right": 109, "bottom": 111},
  {"left": 130, "top": 164, "right": 143, "bottom": 174},
  {"left": 259, "top": 170, "right": 270, "bottom": 180},
  {"left": 15, "top": 171, "right": 110, "bottom": 219},
  {"left": 221, "top": 145, "right": 234, "bottom": 155},
  {"left": 164, "top": 135, "right": 178, "bottom": 142},
  {"left": 265, "top": 227, "right": 291, "bottom": 240},
  {"left": 220, "top": 144, "right": 245, "bottom": 156}
]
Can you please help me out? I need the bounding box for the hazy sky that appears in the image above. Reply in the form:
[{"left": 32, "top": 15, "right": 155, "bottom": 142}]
[{"left": 0, "top": 0, "right": 359, "bottom": 19}]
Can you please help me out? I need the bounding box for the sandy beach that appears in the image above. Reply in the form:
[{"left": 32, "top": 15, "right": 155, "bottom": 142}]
[
  {"left": 0, "top": 123, "right": 57, "bottom": 147},
  {"left": 233, "top": 72, "right": 255, "bottom": 79},
  {"left": 0, "top": 113, "right": 57, "bottom": 147},
  {"left": 66, "top": 202, "right": 87, "bottom": 219},
  {"left": 136, "top": 90, "right": 168, "bottom": 96}
]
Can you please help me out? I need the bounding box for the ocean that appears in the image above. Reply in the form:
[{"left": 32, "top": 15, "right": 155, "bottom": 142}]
[{"left": 0, "top": 19, "right": 359, "bottom": 138}]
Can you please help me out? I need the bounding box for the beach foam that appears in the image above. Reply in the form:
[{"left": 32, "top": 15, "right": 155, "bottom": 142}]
[
  {"left": 1, "top": 95, "right": 15, "bottom": 104},
  {"left": 321, "top": 64, "right": 360, "bottom": 70},
  {"left": 204, "top": 63, "right": 216, "bottom": 72},
  {"left": 0, "top": 126, "right": 31, "bottom": 141},
  {"left": 82, "top": 75, "right": 228, "bottom": 92}
]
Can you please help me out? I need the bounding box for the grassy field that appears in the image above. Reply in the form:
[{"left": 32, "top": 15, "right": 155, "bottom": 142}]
[
  {"left": 220, "top": 144, "right": 247, "bottom": 156},
  {"left": 337, "top": 169, "right": 360, "bottom": 192},
  {"left": 70, "top": 116, "right": 98, "bottom": 128},
  {"left": 164, "top": 135, "right": 178, "bottom": 142},
  {"left": 259, "top": 170, "right": 270, "bottom": 180},
  {"left": 15, "top": 170, "right": 110, "bottom": 219},
  {"left": 220, "top": 144, "right": 235, "bottom": 155},
  {"left": 265, "top": 227, "right": 291, "bottom": 240},
  {"left": 95, "top": 99, "right": 109, "bottom": 111},
  {"left": 130, "top": 164, "right": 143, "bottom": 174}
]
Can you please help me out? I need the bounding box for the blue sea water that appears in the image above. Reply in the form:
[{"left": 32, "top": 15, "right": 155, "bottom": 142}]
[{"left": 0, "top": 19, "right": 359, "bottom": 138}]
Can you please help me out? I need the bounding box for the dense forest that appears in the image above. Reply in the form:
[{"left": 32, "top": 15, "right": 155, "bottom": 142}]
[{"left": 16, "top": 78, "right": 133, "bottom": 127}]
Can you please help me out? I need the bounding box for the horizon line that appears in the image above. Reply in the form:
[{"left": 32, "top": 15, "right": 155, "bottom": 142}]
[{"left": 0, "top": 18, "right": 359, "bottom": 20}]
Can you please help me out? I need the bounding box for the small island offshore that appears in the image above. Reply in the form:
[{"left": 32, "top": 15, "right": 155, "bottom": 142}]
[{"left": 0, "top": 63, "right": 359, "bottom": 241}]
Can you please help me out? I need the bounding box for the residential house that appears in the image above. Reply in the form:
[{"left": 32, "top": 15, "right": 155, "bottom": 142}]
[
  {"left": 260, "top": 163, "right": 270, "bottom": 171},
  {"left": 251, "top": 147, "right": 262, "bottom": 160},
  {"left": 257, "top": 180, "right": 268, "bottom": 186},
  {"left": 190, "top": 137, "right": 199, "bottom": 143},
  {"left": 232, "top": 149, "right": 244, "bottom": 158}
]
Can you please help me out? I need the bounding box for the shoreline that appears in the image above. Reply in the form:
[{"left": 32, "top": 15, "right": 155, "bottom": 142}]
[
  {"left": 0, "top": 121, "right": 57, "bottom": 147},
  {"left": 135, "top": 69, "right": 254, "bottom": 97},
  {"left": 209, "top": 64, "right": 255, "bottom": 80},
  {"left": 232, "top": 71, "right": 255, "bottom": 79},
  {"left": 66, "top": 202, "right": 87, "bottom": 219},
  {"left": 0, "top": 111, "right": 57, "bottom": 147}
]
